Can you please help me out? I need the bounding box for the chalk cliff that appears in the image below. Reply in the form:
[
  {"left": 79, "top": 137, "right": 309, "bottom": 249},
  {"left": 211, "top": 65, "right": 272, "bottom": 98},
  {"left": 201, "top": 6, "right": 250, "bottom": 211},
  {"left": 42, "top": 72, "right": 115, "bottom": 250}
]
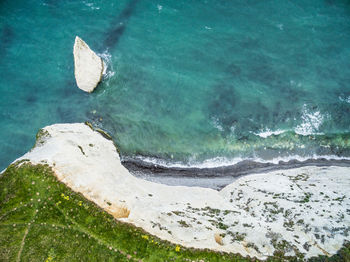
[{"left": 15, "top": 123, "right": 350, "bottom": 260}]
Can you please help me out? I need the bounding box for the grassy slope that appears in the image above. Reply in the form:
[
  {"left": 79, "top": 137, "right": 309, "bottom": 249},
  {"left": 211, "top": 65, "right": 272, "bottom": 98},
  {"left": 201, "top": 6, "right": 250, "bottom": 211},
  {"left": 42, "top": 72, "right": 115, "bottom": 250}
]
[{"left": 0, "top": 161, "right": 349, "bottom": 262}]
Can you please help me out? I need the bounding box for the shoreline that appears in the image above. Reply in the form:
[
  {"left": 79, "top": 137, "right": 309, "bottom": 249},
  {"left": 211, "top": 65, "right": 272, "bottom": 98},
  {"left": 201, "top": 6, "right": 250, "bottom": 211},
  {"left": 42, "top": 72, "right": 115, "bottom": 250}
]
[
  {"left": 123, "top": 157, "right": 350, "bottom": 190},
  {"left": 10, "top": 122, "right": 349, "bottom": 260}
]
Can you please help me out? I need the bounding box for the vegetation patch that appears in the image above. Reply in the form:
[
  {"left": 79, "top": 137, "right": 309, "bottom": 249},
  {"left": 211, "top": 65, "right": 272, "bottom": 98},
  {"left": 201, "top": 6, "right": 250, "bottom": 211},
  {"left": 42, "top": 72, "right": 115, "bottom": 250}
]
[
  {"left": 1, "top": 162, "right": 349, "bottom": 261},
  {"left": 34, "top": 129, "right": 50, "bottom": 147},
  {"left": 77, "top": 145, "right": 85, "bottom": 156}
]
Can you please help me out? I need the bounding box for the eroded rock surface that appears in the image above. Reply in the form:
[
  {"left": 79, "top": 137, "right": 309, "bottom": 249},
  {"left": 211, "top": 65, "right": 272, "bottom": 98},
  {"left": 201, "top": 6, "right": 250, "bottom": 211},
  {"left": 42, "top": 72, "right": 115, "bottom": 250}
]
[
  {"left": 73, "top": 36, "right": 104, "bottom": 93},
  {"left": 18, "top": 123, "right": 350, "bottom": 260}
]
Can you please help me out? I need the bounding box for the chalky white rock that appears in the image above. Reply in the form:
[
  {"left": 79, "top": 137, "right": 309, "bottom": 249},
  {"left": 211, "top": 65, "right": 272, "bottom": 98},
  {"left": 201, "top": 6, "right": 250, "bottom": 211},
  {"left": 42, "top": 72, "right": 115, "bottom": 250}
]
[{"left": 73, "top": 36, "right": 104, "bottom": 93}]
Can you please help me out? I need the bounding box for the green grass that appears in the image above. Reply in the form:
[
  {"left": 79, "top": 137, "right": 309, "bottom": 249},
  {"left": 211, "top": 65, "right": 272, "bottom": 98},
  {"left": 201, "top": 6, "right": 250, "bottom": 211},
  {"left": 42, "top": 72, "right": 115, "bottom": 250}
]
[{"left": 0, "top": 161, "right": 349, "bottom": 262}]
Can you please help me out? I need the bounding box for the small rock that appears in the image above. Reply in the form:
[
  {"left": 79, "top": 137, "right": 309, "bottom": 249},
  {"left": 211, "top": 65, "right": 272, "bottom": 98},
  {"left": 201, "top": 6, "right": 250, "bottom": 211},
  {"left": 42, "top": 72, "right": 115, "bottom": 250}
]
[{"left": 214, "top": 233, "right": 223, "bottom": 245}]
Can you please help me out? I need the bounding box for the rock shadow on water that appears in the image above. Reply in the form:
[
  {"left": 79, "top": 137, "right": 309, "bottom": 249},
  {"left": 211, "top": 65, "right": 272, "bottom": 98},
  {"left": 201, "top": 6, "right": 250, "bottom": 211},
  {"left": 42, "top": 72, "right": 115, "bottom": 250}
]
[{"left": 103, "top": 0, "right": 140, "bottom": 49}]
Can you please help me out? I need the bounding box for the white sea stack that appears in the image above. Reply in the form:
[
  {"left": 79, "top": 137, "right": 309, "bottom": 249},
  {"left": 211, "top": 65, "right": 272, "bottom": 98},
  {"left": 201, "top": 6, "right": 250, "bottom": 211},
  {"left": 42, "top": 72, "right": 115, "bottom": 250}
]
[
  {"left": 14, "top": 123, "right": 350, "bottom": 260},
  {"left": 73, "top": 36, "right": 104, "bottom": 93}
]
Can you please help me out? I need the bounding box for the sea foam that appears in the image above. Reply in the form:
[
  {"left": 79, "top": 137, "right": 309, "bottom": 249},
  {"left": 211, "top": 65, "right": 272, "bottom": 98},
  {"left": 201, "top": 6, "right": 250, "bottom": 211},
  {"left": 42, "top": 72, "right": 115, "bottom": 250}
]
[
  {"left": 98, "top": 50, "right": 115, "bottom": 82},
  {"left": 294, "top": 104, "right": 326, "bottom": 136},
  {"left": 253, "top": 129, "right": 286, "bottom": 138}
]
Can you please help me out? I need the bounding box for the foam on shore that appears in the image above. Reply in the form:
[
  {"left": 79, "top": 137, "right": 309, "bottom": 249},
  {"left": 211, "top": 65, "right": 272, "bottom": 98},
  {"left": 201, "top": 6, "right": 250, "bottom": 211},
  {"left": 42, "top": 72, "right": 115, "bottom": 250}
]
[{"left": 125, "top": 153, "right": 350, "bottom": 169}]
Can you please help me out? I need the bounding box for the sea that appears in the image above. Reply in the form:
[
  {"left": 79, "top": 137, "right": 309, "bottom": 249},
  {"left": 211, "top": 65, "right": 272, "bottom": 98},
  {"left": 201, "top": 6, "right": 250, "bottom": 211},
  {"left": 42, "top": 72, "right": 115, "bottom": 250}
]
[{"left": 1, "top": 0, "right": 350, "bottom": 173}]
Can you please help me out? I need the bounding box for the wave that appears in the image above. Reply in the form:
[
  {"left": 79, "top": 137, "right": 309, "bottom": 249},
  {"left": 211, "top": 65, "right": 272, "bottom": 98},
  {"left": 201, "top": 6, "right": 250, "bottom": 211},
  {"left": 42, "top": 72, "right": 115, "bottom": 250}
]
[
  {"left": 253, "top": 129, "right": 286, "bottom": 138},
  {"left": 82, "top": 1, "right": 100, "bottom": 10},
  {"left": 294, "top": 104, "right": 327, "bottom": 135},
  {"left": 249, "top": 104, "right": 328, "bottom": 138},
  {"left": 339, "top": 95, "right": 350, "bottom": 104},
  {"left": 121, "top": 128, "right": 350, "bottom": 170}
]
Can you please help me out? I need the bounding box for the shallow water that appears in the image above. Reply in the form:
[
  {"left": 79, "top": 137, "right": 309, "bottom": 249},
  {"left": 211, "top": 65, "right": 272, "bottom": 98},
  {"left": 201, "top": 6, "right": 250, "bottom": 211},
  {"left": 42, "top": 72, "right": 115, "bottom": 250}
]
[{"left": 1, "top": 0, "right": 350, "bottom": 170}]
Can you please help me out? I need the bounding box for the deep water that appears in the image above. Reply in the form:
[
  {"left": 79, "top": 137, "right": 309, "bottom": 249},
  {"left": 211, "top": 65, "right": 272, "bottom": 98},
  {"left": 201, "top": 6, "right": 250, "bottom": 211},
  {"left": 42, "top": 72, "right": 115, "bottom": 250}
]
[{"left": 1, "top": 0, "right": 350, "bottom": 170}]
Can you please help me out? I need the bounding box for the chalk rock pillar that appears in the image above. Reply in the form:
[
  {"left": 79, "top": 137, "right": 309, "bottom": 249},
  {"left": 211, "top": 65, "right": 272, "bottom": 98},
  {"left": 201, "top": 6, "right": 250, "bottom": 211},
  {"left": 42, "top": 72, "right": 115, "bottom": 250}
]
[{"left": 73, "top": 36, "right": 104, "bottom": 93}]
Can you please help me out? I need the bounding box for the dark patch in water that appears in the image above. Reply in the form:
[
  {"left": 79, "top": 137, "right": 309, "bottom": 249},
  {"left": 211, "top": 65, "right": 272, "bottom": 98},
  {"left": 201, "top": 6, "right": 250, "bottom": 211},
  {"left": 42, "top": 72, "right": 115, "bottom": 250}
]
[
  {"left": 62, "top": 85, "right": 80, "bottom": 97},
  {"left": 1, "top": 25, "right": 14, "bottom": 44},
  {"left": 282, "top": 87, "right": 303, "bottom": 103},
  {"left": 0, "top": 25, "right": 14, "bottom": 56},
  {"left": 56, "top": 107, "right": 78, "bottom": 122},
  {"left": 26, "top": 94, "right": 37, "bottom": 103},
  {"left": 239, "top": 37, "right": 259, "bottom": 49},
  {"left": 105, "top": 25, "right": 126, "bottom": 48},
  {"left": 225, "top": 63, "right": 241, "bottom": 77},
  {"left": 246, "top": 54, "right": 275, "bottom": 85},
  {"left": 209, "top": 90, "right": 239, "bottom": 131},
  {"left": 316, "top": 65, "right": 339, "bottom": 81},
  {"left": 104, "top": 0, "right": 139, "bottom": 49},
  {"left": 65, "top": 78, "right": 77, "bottom": 88},
  {"left": 328, "top": 103, "right": 350, "bottom": 129}
]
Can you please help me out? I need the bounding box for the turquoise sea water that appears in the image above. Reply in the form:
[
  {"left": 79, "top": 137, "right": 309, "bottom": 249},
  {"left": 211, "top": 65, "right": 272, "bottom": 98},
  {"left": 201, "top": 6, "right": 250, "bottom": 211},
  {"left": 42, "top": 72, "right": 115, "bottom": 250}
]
[{"left": 0, "top": 0, "right": 350, "bottom": 170}]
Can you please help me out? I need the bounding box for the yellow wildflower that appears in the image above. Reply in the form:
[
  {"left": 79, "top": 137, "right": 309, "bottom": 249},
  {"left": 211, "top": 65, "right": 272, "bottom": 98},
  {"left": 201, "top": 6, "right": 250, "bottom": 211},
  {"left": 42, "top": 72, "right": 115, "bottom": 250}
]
[
  {"left": 175, "top": 245, "right": 180, "bottom": 252},
  {"left": 141, "top": 235, "right": 149, "bottom": 240},
  {"left": 45, "top": 256, "right": 53, "bottom": 262},
  {"left": 61, "top": 193, "right": 69, "bottom": 200},
  {"left": 78, "top": 201, "right": 82, "bottom": 206}
]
